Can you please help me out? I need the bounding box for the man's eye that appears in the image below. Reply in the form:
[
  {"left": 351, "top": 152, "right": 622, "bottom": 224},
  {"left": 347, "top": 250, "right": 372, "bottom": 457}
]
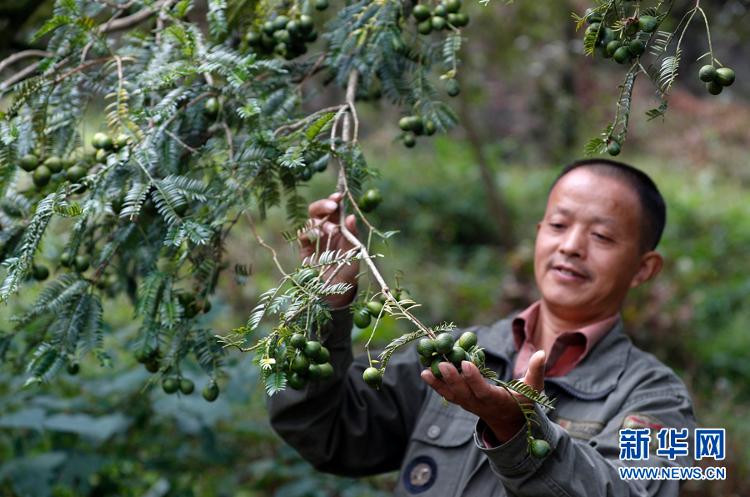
[
  {"left": 593, "top": 232, "right": 612, "bottom": 242},
  {"left": 549, "top": 223, "right": 565, "bottom": 230}
]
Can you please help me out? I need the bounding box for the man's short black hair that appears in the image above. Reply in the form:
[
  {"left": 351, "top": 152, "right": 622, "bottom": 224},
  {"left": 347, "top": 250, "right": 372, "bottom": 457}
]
[{"left": 550, "top": 159, "right": 666, "bottom": 251}]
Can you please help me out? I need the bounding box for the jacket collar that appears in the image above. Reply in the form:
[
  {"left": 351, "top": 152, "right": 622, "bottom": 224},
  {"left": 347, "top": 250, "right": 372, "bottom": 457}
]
[{"left": 482, "top": 316, "right": 631, "bottom": 400}]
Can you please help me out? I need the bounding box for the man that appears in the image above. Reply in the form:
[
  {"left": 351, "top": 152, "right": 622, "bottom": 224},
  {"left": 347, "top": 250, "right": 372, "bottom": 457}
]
[{"left": 268, "top": 159, "right": 695, "bottom": 496}]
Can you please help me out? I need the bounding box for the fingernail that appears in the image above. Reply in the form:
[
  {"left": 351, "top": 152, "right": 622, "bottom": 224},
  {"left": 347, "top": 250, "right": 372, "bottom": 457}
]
[{"left": 325, "top": 200, "right": 338, "bottom": 211}]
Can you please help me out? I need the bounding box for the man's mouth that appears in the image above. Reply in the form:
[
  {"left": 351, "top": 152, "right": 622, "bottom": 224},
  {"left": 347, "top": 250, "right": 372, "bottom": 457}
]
[{"left": 551, "top": 264, "right": 589, "bottom": 280}]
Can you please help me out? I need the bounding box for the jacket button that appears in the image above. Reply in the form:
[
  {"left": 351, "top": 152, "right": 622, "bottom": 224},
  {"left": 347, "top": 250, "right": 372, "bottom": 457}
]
[{"left": 427, "top": 425, "right": 441, "bottom": 439}]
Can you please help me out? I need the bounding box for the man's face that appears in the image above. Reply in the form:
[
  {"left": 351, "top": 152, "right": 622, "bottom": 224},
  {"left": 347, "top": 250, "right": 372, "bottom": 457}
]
[{"left": 534, "top": 167, "right": 659, "bottom": 324}]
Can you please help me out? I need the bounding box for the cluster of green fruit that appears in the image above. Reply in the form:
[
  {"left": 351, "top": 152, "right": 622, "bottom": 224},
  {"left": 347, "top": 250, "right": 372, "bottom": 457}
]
[
  {"left": 161, "top": 375, "right": 220, "bottom": 402},
  {"left": 60, "top": 251, "right": 92, "bottom": 273},
  {"left": 357, "top": 188, "right": 382, "bottom": 213},
  {"left": 246, "top": 13, "right": 319, "bottom": 60},
  {"left": 352, "top": 298, "right": 384, "bottom": 328},
  {"left": 698, "top": 64, "right": 736, "bottom": 95},
  {"left": 398, "top": 115, "right": 437, "bottom": 148},
  {"left": 411, "top": 0, "right": 469, "bottom": 36},
  {"left": 417, "top": 330, "right": 484, "bottom": 377},
  {"left": 30, "top": 263, "right": 50, "bottom": 281},
  {"left": 285, "top": 333, "right": 335, "bottom": 389},
  {"left": 296, "top": 152, "right": 329, "bottom": 182},
  {"left": 584, "top": 9, "right": 659, "bottom": 65},
  {"left": 19, "top": 153, "right": 82, "bottom": 189}
]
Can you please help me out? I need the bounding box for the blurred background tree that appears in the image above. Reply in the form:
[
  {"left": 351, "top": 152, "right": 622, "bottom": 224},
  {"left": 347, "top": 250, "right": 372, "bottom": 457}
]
[{"left": 1, "top": 0, "right": 748, "bottom": 496}]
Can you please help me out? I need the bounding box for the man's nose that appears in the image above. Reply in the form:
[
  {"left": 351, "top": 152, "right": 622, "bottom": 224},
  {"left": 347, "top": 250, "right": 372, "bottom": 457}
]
[{"left": 558, "top": 226, "right": 586, "bottom": 258}]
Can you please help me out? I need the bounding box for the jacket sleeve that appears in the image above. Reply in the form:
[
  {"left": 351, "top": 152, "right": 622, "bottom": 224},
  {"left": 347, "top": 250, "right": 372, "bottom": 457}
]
[
  {"left": 267, "top": 308, "right": 429, "bottom": 477},
  {"left": 474, "top": 378, "right": 696, "bottom": 497}
]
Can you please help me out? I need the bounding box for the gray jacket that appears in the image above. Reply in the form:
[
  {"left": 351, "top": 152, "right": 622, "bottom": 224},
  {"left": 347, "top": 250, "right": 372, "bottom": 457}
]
[{"left": 268, "top": 309, "right": 696, "bottom": 496}]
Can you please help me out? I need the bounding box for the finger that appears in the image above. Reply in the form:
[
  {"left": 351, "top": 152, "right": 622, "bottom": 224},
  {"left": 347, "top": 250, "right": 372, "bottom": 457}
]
[
  {"left": 328, "top": 192, "right": 344, "bottom": 202},
  {"left": 308, "top": 198, "right": 341, "bottom": 223},
  {"left": 420, "top": 370, "right": 452, "bottom": 399},
  {"left": 522, "top": 350, "right": 546, "bottom": 393},
  {"left": 461, "top": 361, "right": 494, "bottom": 402},
  {"left": 345, "top": 214, "right": 358, "bottom": 236}
]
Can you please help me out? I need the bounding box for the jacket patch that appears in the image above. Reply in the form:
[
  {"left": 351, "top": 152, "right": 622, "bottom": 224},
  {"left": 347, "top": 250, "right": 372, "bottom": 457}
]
[
  {"left": 557, "top": 418, "right": 604, "bottom": 440},
  {"left": 403, "top": 456, "right": 437, "bottom": 494},
  {"left": 622, "top": 413, "right": 664, "bottom": 432}
]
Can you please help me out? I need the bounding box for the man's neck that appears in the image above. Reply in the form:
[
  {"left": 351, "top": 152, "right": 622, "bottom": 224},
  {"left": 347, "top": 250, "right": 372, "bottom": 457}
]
[{"left": 533, "top": 301, "right": 616, "bottom": 351}]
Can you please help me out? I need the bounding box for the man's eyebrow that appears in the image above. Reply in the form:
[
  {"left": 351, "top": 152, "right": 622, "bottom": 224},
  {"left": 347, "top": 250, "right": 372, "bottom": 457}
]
[{"left": 551, "top": 207, "right": 618, "bottom": 227}]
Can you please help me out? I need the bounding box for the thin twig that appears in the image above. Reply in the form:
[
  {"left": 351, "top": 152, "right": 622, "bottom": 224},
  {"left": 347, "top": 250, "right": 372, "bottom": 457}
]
[{"left": 0, "top": 50, "right": 51, "bottom": 74}]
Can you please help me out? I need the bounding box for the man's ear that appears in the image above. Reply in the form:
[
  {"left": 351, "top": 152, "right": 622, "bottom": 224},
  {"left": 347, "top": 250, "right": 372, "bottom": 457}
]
[{"left": 630, "top": 251, "right": 663, "bottom": 288}]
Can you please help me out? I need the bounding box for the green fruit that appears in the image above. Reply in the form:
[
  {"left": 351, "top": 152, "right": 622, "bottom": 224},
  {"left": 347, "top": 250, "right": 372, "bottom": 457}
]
[
  {"left": 366, "top": 300, "right": 383, "bottom": 317},
  {"left": 314, "top": 346, "right": 330, "bottom": 364},
  {"left": 434, "top": 5, "right": 447, "bottom": 17},
  {"left": 19, "top": 154, "right": 38, "bottom": 172},
  {"left": 706, "top": 80, "right": 723, "bottom": 95},
  {"left": 628, "top": 39, "right": 645, "bottom": 56},
  {"left": 74, "top": 254, "right": 91, "bottom": 272},
  {"left": 607, "top": 140, "right": 621, "bottom": 156},
  {"left": 353, "top": 307, "right": 372, "bottom": 328},
  {"left": 95, "top": 148, "right": 108, "bottom": 163},
  {"left": 314, "top": 0, "right": 328, "bottom": 10},
  {"left": 446, "top": 79, "right": 460, "bottom": 97},
  {"left": 43, "top": 156, "right": 63, "bottom": 173},
  {"left": 113, "top": 133, "right": 130, "bottom": 149},
  {"left": 417, "top": 19, "right": 432, "bottom": 35},
  {"left": 286, "top": 20, "right": 300, "bottom": 36},
  {"left": 445, "top": 0, "right": 462, "bottom": 14},
  {"left": 273, "top": 29, "right": 291, "bottom": 44},
  {"left": 419, "top": 354, "right": 432, "bottom": 366},
  {"left": 204, "top": 97, "right": 220, "bottom": 116},
  {"left": 202, "top": 381, "right": 219, "bottom": 401},
  {"left": 452, "top": 12, "right": 469, "bottom": 27},
  {"left": 33, "top": 165, "right": 52, "bottom": 187},
  {"left": 431, "top": 16, "right": 446, "bottom": 30},
  {"left": 584, "top": 8, "right": 602, "bottom": 24},
  {"left": 362, "top": 367, "right": 383, "bottom": 388},
  {"left": 92, "top": 132, "right": 113, "bottom": 150},
  {"left": 288, "top": 372, "right": 307, "bottom": 389},
  {"left": 273, "top": 15, "right": 290, "bottom": 30},
  {"left": 638, "top": 15, "right": 658, "bottom": 33},
  {"left": 417, "top": 338, "right": 436, "bottom": 358},
  {"left": 291, "top": 354, "right": 310, "bottom": 374},
  {"left": 585, "top": 22, "right": 601, "bottom": 40},
  {"left": 358, "top": 188, "right": 383, "bottom": 212},
  {"left": 308, "top": 363, "right": 324, "bottom": 380},
  {"left": 178, "top": 378, "right": 195, "bottom": 394},
  {"left": 145, "top": 358, "right": 160, "bottom": 373},
  {"left": 299, "top": 15, "right": 314, "bottom": 32},
  {"left": 413, "top": 5, "right": 431, "bottom": 21},
  {"left": 32, "top": 264, "right": 49, "bottom": 281},
  {"left": 246, "top": 31, "right": 262, "bottom": 46},
  {"left": 434, "top": 332, "right": 455, "bottom": 355},
  {"left": 430, "top": 358, "right": 443, "bottom": 378},
  {"left": 60, "top": 252, "right": 72, "bottom": 267},
  {"left": 605, "top": 40, "right": 621, "bottom": 57},
  {"left": 66, "top": 165, "right": 86, "bottom": 182},
  {"left": 698, "top": 65, "right": 717, "bottom": 83},
  {"left": 715, "top": 67, "right": 735, "bottom": 87},
  {"left": 424, "top": 120, "right": 436, "bottom": 136},
  {"left": 613, "top": 46, "right": 631, "bottom": 64},
  {"left": 317, "top": 362, "right": 334, "bottom": 379},
  {"left": 290, "top": 333, "right": 307, "bottom": 349},
  {"left": 403, "top": 132, "right": 417, "bottom": 148},
  {"left": 601, "top": 28, "right": 615, "bottom": 46},
  {"left": 458, "top": 331, "right": 478, "bottom": 351},
  {"left": 67, "top": 362, "right": 80, "bottom": 375},
  {"left": 530, "top": 439, "right": 552, "bottom": 458},
  {"left": 448, "top": 346, "right": 467, "bottom": 366},
  {"left": 471, "top": 348, "right": 485, "bottom": 368},
  {"left": 162, "top": 377, "right": 179, "bottom": 394},
  {"left": 303, "top": 340, "right": 322, "bottom": 358}
]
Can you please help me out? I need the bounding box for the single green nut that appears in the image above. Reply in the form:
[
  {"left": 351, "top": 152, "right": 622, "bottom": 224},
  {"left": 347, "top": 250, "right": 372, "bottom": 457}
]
[
  {"left": 430, "top": 358, "right": 444, "bottom": 378},
  {"left": 92, "top": 132, "right": 113, "bottom": 150},
  {"left": 273, "top": 15, "right": 290, "bottom": 31},
  {"left": 471, "top": 348, "right": 486, "bottom": 368},
  {"left": 60, "top": 252, "right": 72, "bottom": 267},
  {"left": 314, "top": 346, "right": 330, "bottom": 364},
  {"left": 74, "top": 254, "right": 91, "bottom": 272},
  {"left": 353, "top": 307, "right": 372, "bottom": 328},
  {"left": 314, "top": 0, "right": 329, "bottom": 10},
  {"left": 204, "top": 97, "right": 220, "bottom": 116},
  {"left": 19, "top": 153, "right": 39, "bottom": 172},
  {"left": 417, "top": 19, "right": 432, "bottom": 35},
  {"left": 290, "top": 333, "right": 307, "bottom": 349},
  {"left": 446, "top": 79, "right": 460, "bottom": 97},
  {"left": 605, "top": 40, "right": 621, "bottom": 58},
  {"left": 67, "top": 362, "right": 80, "bottom": 375},
  {"left": 366, "top": 300, "right": 383, "bottom": 317},
  {"left": 95, "top": 148, "right": 108, "bottom": 163},
  {"left": 362, "top": 367, "right": 383, "bottom": 388},
  {"left": 303, "top": 340, "right": 322, "bottom": 359},
  {"left": 179, "top": 378, "right": 195, "bottom": 395},
  {"left": 445, "top": 0, "right": 462, "bottom": 14},
  {"left": 413, "top": 4, "right": 431, "bottom": 21},
  {"left": 434, "top": 4, "right": 447, "bottom": 17},
  {"left": 607, "top": 140, "right": 622, "bottom": 156},
  {"left": 419, "top": 354, "right": 432, "bottom": 366},
  {"left": 628, "top": 39, "right": 645, "bottom": 56},
  {"left": 601, "top": 28, "right": 615, "bottom": 46},
  {"left": 308, "top": 363, "right": 324, "bottom": 380},
  {"left": 638, "top": 15, "right": 658, "bottom": 33},
  {"left": 458, "top": 331, "right": 478, "bottom": 351},
  {"left": 417, "top": 338, "right": 436, "bottom": 358},
  {"left": 358, "top": 188, "right": 383, "bottom": 212},
  {"left": 145, "top": 358, "right": 160, "bottom": 373},
  {"left": 33, "top": 165, "right": 52, "bottom": 187},
  {"left": 424, "top": 120, "right": 436, "bottom": 136},
  {"left": 202, "top": 381, "right": 220, "bottom": 401},
  {"left": 706, "top": 80, "right": 723, "bottom": 95},
  {"left": 288, "top": 372, "right": 307, "bottom": 390},
  {"left": 299, "top": 15, "right": 314, "bottom": 32},
  {"left": 246, "top": 31, "right": 262, "bottom": 46},
  {"left": 43, "top": 156, "right": 63, "bottom": 173},
  {"left": 715, "top": 67, "right": 735, "bottom": 87},
  {"left": 286, "top": 20, "right": 300, "bottom": 36},
  {"left": 698, "top": 65, "right": 717, "bottom": 83},
  {"left": 273, "top": 29, "right": 291, "bottom": 44},
  {"left": 530, "top": 438, "right": 552, "bottom": 458},
  {"left": 66, "top": 165, "right": 87, "bottom": 182},
  {"left": 434, "top": 332, "right": 455, "bottom": 355},
  {"left": 32, "top": 264, "right": 49, "bottom": 281},
  {"left": 162, "top": 376, "right": 179, "bottom": 394},
  {"left": 291, "top": 354, "right": 310, "bottom": 374},
  {"left": 452, "top": 12, "right": 469, "bottom": 27},
  {"left": 585, "top": 22, "right": 601, "bottom": 40},
  {"left": 584, "top": 8, "right": 602, "bottom": 24},
  {"left": 431, "top": 16, "right": 446, "bottom": 30},
  {"left": 613, "top": 46, "right": 631, "bottom": 64},
  {"left": 113, "top": 133, "right": 130, "bottom": 149},
  {"left": 448, "top": 346, "right": 467, "bottom": 366},
  {"left": 317, "top": 362, "right": 334, "bottom": 379}
]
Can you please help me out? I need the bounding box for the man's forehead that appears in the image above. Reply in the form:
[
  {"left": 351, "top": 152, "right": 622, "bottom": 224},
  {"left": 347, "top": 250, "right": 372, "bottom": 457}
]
[{"left": 546, "top": 170, "right": 642, "bottom": 223}]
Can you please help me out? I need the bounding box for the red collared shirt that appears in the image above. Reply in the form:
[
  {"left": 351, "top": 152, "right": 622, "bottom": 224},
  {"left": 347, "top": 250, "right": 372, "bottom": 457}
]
[{"left": 511, "top": 301, "right": 619, "bottom": 379}]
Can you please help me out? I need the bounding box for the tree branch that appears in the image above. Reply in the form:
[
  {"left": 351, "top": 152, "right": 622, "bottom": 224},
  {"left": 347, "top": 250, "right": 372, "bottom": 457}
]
[{"left": 0, "top": 49, "right": 51, "bottom": 74}]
